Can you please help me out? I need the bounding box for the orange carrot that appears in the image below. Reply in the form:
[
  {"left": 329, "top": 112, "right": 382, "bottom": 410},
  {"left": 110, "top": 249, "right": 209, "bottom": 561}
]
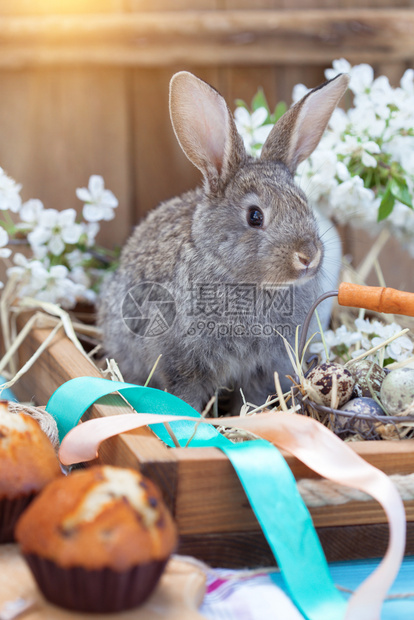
[{"left": 338, "top": 282, "right": 414, "bottom": 317}]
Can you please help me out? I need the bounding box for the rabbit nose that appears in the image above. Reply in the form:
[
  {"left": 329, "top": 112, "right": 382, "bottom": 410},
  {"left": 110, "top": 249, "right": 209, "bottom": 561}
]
[
  {"left": 297, "top": 253, "right": 311, "bottom": 267},
  {"left": 293, "top": 247, "right": 321, "bottom": 272}
]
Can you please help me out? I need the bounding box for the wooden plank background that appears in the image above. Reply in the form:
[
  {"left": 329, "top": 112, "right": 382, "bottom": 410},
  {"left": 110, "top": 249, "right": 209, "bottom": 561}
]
[{"left": 0, "top": 0, "right": 413, "bottom": 287}]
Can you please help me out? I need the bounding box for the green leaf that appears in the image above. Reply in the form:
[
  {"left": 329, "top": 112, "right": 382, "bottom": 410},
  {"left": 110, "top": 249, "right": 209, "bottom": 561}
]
[
  {"left": 272, "top": 101, "right": 287, "bottom": 123},
  {"left": 333, "top": 343, "right": 349, "bottom": 358},
  {"left": 378, "top": 185, "right": 396, "bottom": 221},
  {"left": 235, "top": 98, "right": 249, "bottom": 111},
  {"left": 251, "top": 143, "right": 265, "bottom": 152},
  {"left": 389, "top": 177, "right": 413, "bottom": 208},
  {"left": 251, "top": 88, "right": 269, "bottom": 113}
]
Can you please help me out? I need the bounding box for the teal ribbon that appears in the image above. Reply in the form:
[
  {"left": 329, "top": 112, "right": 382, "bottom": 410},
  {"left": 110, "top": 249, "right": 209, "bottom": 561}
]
[
  {"left": 0, "top": 375, "right": 17, "bottom": 402},
  {"left": 46, "top": 376, "right": 346, "bottom": 620}
]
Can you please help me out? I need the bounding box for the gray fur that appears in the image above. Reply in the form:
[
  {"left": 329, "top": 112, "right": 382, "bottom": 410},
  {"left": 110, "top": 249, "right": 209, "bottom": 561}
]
[{"left": 98, "top": 72, "right": 349, "bottom": 412}]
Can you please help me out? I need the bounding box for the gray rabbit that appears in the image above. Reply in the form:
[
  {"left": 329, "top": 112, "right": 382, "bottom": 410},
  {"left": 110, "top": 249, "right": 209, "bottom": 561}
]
[{"left": 99, "top": 71, "right": 349, "bottom": 412}]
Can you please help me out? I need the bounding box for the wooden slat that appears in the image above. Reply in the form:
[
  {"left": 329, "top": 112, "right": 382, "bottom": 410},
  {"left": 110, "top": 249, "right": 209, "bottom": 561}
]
[
  {"left": 127, "top": 0, "right": 220, "bottom": 221},
  {"left": 223, "top": 0, "right": 282, "bottom": 8},
  {"left": 222, "top": 65, "right": 278, "bottom": 111},
  {"left": 131, "top": 67, "right": 198, "bottom": 223},
  {"left": 128, "top": 0, "right": 218, "bottom": 10},
  {"left": 14, "top": 323, "right": 179, "bottom": 511},
  {"left": 0, "top": 68, "right": 132, "bottom": 250},
  {"left": 0, "top": 1, "right": 125, "bottom": 15},
  {"left": 348, "top": 229, "right": 414, "bottom": 291},
  {"left": 174, "top": 445, "right": 414, "bottom": 534},
  {"left": 131, "top": 66, "right": 220, "bottom": 222},
  {"left": 179, "top": 521, "right": 414, "bottom": 567},
  {"left": 0, "top": 11, "right": 413, "bottom": 66}
]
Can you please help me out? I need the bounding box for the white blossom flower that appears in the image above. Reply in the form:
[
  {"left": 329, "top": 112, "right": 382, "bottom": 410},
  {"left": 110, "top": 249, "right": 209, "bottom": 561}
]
[
  {"left": 309, "top": 324, "right": 362, "bottom": 363},
  {"left": 330, "top": 176, "right": 377, "bottom": 225},
  {"left": 297, "top": 149, "right": 339, "bottom": 205},
  {"left": 347, "top": 105, "right": 386, "bottom": 139},
  {"left": 292, "top": 83, "right": 311, "bottom": 103},
  {"left": 69, "top": 265, "right": 97, "bottom": 304},
  {"left": 19, "top": 199, "right": 44, "bottom": 224},
  {"left": 65, "top": 249, "right": 86, "bottom": 269},
  {"left": 337, "top": 135, "right": 380, "bottom": 168},
  {"left": 370, "top": 75, "right": 394, "bottom": 106},
  {"left": 0, "top": 170, "right": 116, "bottom": 308},
  {"left": 8, "top": 255, "right": 51, "bottom": 299},
  {"left": 76, "top": 175, "right": 118, "bottom": 222},
  {"left": 309, "top": 317, "right": 413, "bottom": 365},
  {"left": 0, "top": 227, "right": 11, "bottom": 259},
  {"left": 10, "top": 252, "right": 30, "bottom": 268},
  {"left": 0, "top": 226, "right": 11, "bottom": 289},
  {"left": 327, "top": 108, "right": 349, "bottom": 136},
  {"left": 325, "top": 58, "right": 352, "bottom": 81},
  {"left": 8, "top": 254, "right": 88, "bottom": 308},
  {"left": 353, "top": 318, "right": 414, "bottom": 362},
  {"left": 385, "top": 135, "right": 414, "bottom": 173},
  {"left": 14, "top": 199, "right": 45, "bottom": 234},
  {"left": 386, "top": 336, "right": 414, "bottom": 361},
  {"left": 0, "top": 168, "right": 22, "bottom": 213},
  {"left": 235, "top": 59, "right": 414, "bottom": 256},
  {"left": 336, "top": 161, "right": 350, "bottom": 182},
  {"left": 234, "top": 107, "right": 273, "bottom": 155},
  {"left": 349, "top": 63, "right": 374, "bottom": 96},
  {"left": 400, "top": 69, "right": 414, "bottom": 95},
  {"left": 28, "top": 208, "right": 83, "bottom": 256},
  {"left": 82, "top": 221, "right": 100, "bottom": 246}
]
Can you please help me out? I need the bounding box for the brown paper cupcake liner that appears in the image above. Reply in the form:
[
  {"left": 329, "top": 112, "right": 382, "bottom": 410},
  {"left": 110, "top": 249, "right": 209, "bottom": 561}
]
[
  {"left": 0, "top": 494, "right": 36, "bottom": 544},
  {"left": 23, "top": 553, "right": 168, "bottom": 613}
]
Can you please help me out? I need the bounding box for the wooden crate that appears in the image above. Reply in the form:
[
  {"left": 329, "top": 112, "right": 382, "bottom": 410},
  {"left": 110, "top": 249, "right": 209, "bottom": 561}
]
[{"left": 12, "top": 322, "right": 414, "bottom": 568}]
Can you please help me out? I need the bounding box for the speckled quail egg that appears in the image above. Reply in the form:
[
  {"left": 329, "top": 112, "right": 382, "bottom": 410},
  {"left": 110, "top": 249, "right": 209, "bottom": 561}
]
[
  {"left": 348, "top": 360, "right": 387, "bottom": 399},
  {"left": 306, "top": 362, "right": 355, "bottom": 408},
  {"left": 380, "top": 367, "right": 414, "bottom": 415},
  {"left": 337, "top": 397, "right": 385, "bottom": 435}
]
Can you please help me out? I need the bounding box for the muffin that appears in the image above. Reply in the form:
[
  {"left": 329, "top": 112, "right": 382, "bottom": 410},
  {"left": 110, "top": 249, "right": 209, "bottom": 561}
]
[
  {"left": 0, "top": 401, "right": 61, "bottom": 543},
  {"left": 15, "top": 465, "right": 178, "bottom": 613}
]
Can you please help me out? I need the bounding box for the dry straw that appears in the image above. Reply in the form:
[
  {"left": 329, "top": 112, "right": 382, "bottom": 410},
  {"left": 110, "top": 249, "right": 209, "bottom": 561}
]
[{"left": 1, "top": 234, "right": 414, "bottom": 445}]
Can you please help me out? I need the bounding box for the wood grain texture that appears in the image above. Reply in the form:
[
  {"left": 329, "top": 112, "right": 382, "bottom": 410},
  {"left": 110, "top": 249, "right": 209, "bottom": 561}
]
[
  {"left": 128, "top": 0, "right": 218, "bottom": 10},
  {"left": 0, "top": 4, "right": 409, "bottom": 289},
  {"left": 179, "top": 521, "right": 414, "bottom": 567},
  {"left": 349, "top": 228, "right": 414, "bottom": 291},
  {"left": 0, "top": 67, "right": 132, "bottom": 250},
  {"left": 175, "top": 445, "right": 414, "bottom": 533},
  {"left": 131, "top": 66, "right": 220, "bottom": 223},
  {"left": 0, "top": 1, "right": 126, "bottom": 15},
  {"left": 0, "top": 11, "right": 413, "bottom": 67}
]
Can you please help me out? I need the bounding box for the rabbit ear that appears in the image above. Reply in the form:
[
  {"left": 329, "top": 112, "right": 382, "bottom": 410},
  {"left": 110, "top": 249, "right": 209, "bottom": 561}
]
[
  {"left": 169, "top": 72, "right": 246, "bottom": 192},
  {"left": 260, "top": 73, "right": 350, "bottom": 174}
]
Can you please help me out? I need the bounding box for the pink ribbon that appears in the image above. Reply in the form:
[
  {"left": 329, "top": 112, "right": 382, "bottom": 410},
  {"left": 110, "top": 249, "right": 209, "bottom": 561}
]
[{"left": 59, "top": 410, "right": 406, "bottom": 620}]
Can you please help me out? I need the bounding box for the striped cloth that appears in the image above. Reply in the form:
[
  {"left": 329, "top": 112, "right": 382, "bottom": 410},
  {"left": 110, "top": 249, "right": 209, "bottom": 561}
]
[{"left": 200, "top": 558, "right": 414, "bottom": 620}]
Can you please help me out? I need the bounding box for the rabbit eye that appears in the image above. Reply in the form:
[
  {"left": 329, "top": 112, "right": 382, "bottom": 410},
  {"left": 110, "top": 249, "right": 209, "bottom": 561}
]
[{"left": 247, "top": 206, "right": 264, "bottom": 228}]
